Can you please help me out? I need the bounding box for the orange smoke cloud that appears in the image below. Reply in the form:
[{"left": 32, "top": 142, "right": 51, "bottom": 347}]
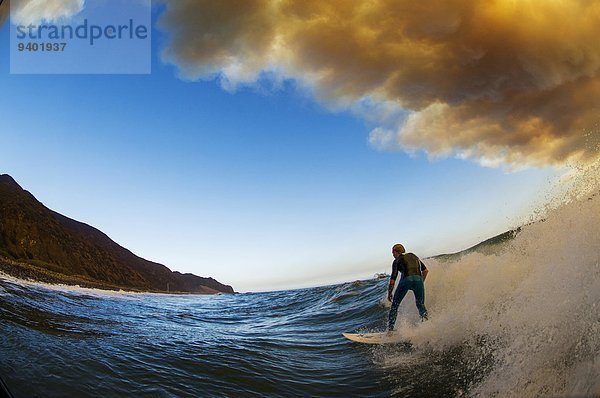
[{"left": 159, "top": 0, "right": 600, "bottom": 167}]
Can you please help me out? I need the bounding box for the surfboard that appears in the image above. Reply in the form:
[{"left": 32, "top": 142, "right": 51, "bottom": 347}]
[{"left": 342, "top": 330, "right": 405, "bottom": 344}]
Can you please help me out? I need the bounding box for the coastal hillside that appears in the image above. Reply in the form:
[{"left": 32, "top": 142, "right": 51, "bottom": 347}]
[
  {"left": 432, "top": 229, "right": 521, "bottom": 262},
  {"left": 0, "top": 174, "right": 234, "bottom": 294}
]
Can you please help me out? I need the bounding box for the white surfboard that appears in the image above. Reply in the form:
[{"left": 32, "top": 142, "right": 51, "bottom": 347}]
[{"left": 342, "top": 330, "right": 405, "bottom": 344}]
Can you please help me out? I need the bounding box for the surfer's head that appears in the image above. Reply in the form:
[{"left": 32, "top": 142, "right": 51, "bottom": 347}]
[{"left": 392, "top": 243, "right": 405, "bottom": 257}]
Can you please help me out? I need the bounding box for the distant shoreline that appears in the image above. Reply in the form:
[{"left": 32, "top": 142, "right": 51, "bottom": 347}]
[{"left": 0, "top": 256, "right": 210, "bottom": 295}]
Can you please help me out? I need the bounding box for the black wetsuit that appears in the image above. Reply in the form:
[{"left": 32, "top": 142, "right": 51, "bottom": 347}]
[{"left": 388, "top": 253, "right": 428, "bottom": 329}]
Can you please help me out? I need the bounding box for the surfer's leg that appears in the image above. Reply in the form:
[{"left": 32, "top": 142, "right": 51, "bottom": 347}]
[
  {"left": 413, "top": 279, "right": 428, "bottom": 320},
  {"left": 388, "top": 283, "right": 409, "bottom": 330}
]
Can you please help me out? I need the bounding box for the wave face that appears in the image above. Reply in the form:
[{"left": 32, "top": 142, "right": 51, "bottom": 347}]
[
  {"left": 395, "top": 177, "right": 600, "bottom": 397},
  {"left": 1, "top": 171, "right": 599, "bottom": 397}
]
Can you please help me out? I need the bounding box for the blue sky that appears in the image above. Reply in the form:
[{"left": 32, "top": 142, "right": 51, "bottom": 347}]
[{"left": 0, "top": 4, "right": 569, "bottom": 292}]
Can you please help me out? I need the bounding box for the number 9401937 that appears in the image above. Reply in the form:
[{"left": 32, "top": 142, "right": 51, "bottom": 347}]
[{"left": 18, "top": 42, "right": 67, "bottom": 52}]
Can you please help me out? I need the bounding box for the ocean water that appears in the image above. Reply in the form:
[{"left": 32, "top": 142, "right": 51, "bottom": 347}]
[{"left": 1, "top": 168, "right": 599, "bottom": 397}]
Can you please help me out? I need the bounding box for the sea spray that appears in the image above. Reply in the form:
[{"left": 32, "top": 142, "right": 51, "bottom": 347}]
[{"left": 388, "top": 162, "right": 600, "bottom": 397}]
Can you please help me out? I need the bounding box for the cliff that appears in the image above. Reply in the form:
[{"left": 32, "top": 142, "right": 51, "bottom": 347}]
[{"left": 0, "top": 174, "right": 234, "bottom": 294}]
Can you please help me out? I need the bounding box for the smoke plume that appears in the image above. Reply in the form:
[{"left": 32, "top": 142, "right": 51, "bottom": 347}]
[{"left": 158, "top": 0, "right": 600, "bottom": 167}]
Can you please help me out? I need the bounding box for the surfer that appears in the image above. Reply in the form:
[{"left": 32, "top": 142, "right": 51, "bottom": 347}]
[{"left": 387, "top": 243, "right": 428, "bottom": 330}]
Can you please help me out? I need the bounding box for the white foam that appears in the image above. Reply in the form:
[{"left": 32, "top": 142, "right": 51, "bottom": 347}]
[
  {"left": 0, "top": 270, "right": 144, "bottom": 300},
  {"left": 394, "top": 161, "right": 600, "bottom": 397}
]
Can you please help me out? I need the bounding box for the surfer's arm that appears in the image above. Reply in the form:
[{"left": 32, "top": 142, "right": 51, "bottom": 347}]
[
  {"left": 388, "top": 259, "right": 399, "bottom": 300},
  {"left": 387, "top": 278, "right": 396, "bottom": 301},
  {"left": 420, "top": 261, "right": 428, "bottom": 281}
]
